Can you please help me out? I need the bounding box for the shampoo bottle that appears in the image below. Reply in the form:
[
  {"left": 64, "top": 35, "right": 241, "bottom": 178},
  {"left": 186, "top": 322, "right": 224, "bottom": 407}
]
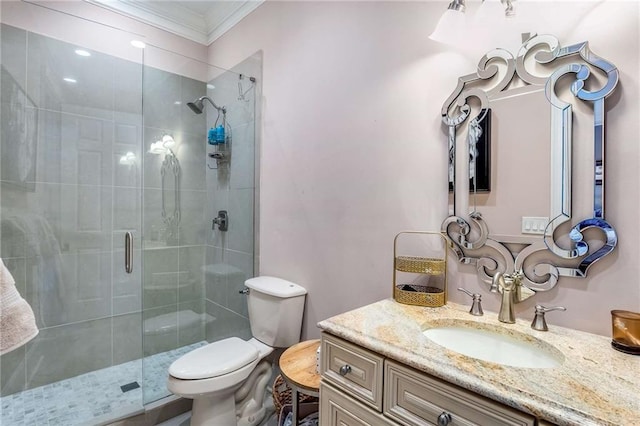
[
  {"left": 215, "top": 125, "right": 225, "bottom": 144},
  {"left": 208, "top": 127, "right": 217, "bottom": 145}
]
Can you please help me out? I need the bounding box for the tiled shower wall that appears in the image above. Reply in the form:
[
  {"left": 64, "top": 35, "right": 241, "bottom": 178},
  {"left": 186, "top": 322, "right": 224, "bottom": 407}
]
[
  {"left": 0, "top": 24, "right": 210, "bottom": 398},
  {"left": 140, "top": 64, "right": 209, "bottom": 362},
  {"left": 0, "top": 23, "right": 144, "bottom": 396}
]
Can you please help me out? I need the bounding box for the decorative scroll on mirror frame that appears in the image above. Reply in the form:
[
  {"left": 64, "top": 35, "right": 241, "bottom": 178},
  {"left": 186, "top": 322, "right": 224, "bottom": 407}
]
[{"left": 441, "top": 34, "right": 619, "bottom": 300}]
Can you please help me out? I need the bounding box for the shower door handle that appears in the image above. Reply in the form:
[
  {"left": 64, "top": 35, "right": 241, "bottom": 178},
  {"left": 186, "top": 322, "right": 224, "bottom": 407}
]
[{"left": 125, "top": 232, "right": 133, "bottom": 274}]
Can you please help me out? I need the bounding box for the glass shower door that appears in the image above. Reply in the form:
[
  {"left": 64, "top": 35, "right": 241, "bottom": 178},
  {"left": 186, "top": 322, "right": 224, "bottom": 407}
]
[
  {"left": 139, "top": 45, "right": 259, "bottom": 404},
  {"left": 0, "top": 5, "right": 145, "bottom": 424}
]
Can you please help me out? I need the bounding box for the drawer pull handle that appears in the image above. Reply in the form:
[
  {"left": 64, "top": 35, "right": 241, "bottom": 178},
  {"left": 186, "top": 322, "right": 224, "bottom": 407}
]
[
  {"left": 339, "top": 365, "right": 351, "bottom": 376},
  {"left": 437, "top": 412, "right": 452, "bottom": 426}
]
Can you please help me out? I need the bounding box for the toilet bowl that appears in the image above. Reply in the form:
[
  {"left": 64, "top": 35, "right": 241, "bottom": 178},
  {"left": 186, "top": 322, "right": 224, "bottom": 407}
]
[{"left": 167, "top": 276, "right": 307, "bottom": 426}]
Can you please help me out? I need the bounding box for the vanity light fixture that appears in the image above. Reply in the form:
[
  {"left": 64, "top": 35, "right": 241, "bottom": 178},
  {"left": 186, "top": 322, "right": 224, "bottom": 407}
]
[
  {"left": 149, "top": 134, "right": 177, "bottom": 155},
  {"left": 119, "top": 152, "right": 137, "bottom": 166},
  {"left": 429, "top": 0, "right": 466, "bottom": 44},
  {"left": 161, "top": 134, "right": 176, "bottom": 149},
  {"left": 429, "top": 0, "right": 516, "bottom": 45}
]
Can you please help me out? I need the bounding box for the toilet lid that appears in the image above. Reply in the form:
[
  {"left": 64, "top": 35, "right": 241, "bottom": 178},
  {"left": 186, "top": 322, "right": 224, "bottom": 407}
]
[{"left": 169, "top": 337, "right": 259, "bottom": 380}]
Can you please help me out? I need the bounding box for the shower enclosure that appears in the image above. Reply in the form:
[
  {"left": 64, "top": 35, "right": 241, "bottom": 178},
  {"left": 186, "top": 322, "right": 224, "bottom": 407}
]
[{"left": 0, "top": 3, "right": 260, "bottom": 424}]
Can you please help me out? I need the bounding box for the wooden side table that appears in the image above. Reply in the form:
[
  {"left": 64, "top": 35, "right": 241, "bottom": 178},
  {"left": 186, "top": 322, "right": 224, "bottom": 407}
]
[{"left": 278, "top": 339, "right": 321, "bottom": 425}]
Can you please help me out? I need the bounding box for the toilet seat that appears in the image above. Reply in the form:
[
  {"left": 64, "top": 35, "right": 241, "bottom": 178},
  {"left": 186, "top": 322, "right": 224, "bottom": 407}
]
[{"left": 169, "top": 337, "right": 258, "bottom": 380}]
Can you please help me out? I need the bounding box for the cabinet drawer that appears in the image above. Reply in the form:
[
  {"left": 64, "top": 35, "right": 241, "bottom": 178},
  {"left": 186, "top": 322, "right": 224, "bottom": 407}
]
[
  {"left": 321, "top": 333, "right": 384, "bottom": 411},
  {"left": 384, "top": 360, "right": 535, "bottom": 426},
  {"left": 320, "top": 382, "right": 398, "bottom": 426}
]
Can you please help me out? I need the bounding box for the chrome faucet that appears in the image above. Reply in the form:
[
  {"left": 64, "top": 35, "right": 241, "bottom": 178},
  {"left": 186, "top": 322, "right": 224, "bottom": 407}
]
[{"left": 491, "top": 271, "right": 522, "bottom": 324}]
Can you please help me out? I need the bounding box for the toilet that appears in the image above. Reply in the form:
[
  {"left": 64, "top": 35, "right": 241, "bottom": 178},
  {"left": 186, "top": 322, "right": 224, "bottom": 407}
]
[{"left": 167, "top": 276, "right": 307, "bottom": 426}]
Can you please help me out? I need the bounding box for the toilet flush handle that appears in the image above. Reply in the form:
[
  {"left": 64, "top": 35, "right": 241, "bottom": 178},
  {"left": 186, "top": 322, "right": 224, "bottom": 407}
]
[{"left": 239, "top": 288, "right": 250, "bottom": 295}]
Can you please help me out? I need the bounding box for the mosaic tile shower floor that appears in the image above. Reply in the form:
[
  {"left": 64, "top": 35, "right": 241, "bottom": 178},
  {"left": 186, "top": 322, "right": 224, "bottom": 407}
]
[{"left": 0, "top": 341, "right": 206, "bottom": 426}]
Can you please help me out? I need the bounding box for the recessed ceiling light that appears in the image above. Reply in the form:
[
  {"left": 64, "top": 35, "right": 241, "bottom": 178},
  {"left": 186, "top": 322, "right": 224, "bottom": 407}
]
[
  {"left": 130, "top": 40, "right": 146, "bottom": 49},
  {"left": 75, "top": 49, "right": 91, "bottom": 57},
  {"left": 63, "top": 77, "right": 77, "bottom": 83}
]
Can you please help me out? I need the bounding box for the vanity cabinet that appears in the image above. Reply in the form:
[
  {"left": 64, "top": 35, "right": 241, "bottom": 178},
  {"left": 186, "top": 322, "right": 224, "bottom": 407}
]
[
  {"left": 320, "top": 382, "right": 398, "bottom": 426},
  {"left": 320, "top": 332, "right": 539, "bottom": 426},
  {"left": 320, "top": 332, "right": 384, "bottom": 411},
  {"left": 384, "top": 360, "right": 534, "bottom": 426}
]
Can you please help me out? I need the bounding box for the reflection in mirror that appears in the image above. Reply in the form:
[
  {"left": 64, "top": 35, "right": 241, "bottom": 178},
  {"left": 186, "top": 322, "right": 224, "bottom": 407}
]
[
  {"left": 161, "top": 150, "right": 181, "bottom": 245},
  {"left": 449, "top": 111, "right": 491, "bottom": 194},
  {"left": 441, "top": 34, "right": 619, "bottom": 300},
  {"left": 479, "top": 88, "right": 551, "bottom": 237}
]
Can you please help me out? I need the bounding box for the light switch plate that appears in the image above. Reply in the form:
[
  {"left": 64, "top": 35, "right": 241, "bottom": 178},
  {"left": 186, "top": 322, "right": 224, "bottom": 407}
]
[{"left": 522, "top": 217, "right": 549, "bottom": 235}]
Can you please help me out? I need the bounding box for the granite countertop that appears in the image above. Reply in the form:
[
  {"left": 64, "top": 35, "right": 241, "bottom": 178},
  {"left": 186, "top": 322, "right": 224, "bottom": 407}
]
[{"left": 317, "top": 298, "right": 640, "bottom": 426}]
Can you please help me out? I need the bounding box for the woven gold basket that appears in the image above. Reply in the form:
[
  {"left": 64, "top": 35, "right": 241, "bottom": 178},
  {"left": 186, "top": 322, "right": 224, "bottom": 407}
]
[{"left": 393, "top": 232, "right": 448, "bottom": 307}]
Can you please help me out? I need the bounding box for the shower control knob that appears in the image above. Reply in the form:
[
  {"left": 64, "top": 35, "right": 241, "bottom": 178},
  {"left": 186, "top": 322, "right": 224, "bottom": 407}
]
[{"left": 212, "top": 210, "right": 229, "bottom": 232}]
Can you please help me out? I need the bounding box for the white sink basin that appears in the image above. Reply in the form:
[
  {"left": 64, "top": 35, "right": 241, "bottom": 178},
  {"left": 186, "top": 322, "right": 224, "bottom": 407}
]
[{"left": 422, "top": 321, "right": 564, "bottom": 368}]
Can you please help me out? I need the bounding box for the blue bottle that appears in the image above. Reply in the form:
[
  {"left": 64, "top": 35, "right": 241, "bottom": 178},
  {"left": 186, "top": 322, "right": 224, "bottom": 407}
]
[
  {"left": 207, "top": 127, "right": 217, "bottom": 145},
  {"left": 215, "top": 125, "right": 225, "bottom": 144}
]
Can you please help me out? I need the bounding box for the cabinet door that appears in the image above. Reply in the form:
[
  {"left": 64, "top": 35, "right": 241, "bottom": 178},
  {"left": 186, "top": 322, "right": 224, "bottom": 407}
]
[
  {"left": 321, "top": 333, "right": 384, "bottom": 411},
  {"left": 320, "top": 382, "right": 398, "bottom": 426}
]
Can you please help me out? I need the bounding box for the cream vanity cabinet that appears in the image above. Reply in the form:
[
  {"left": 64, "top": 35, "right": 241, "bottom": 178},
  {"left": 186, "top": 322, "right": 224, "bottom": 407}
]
[{"left": 320, "top": 332, "right": 544, "bottom": 426}]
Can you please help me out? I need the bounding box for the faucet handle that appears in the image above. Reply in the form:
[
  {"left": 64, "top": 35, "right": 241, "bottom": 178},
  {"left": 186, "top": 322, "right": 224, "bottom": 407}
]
[
  {"left": 457, "top": 288, "right": 483, "bottom": 316},
  {"left": 531, "top": 304, "right": 566, "bottom": 331}
]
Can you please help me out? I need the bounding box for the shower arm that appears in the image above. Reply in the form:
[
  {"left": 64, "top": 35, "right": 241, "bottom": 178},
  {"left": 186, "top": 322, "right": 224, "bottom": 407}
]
[{"left": 200, "top": 96, "right": 226, "bottom": 114}]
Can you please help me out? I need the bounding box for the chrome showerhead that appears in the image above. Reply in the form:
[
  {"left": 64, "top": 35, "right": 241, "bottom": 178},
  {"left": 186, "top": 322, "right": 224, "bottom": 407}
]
[
  {"left": 186, "top": 96, "right": 225, "bottom": 115},
  {"left": 187, "top": 99, "right": 204, "bottom": 114}
]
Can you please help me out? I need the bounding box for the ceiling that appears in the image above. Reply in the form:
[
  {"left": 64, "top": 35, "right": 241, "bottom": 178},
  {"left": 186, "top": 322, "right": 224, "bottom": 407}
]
[{"left": 87, "top": 0, "right": 264, "bottom": 45}]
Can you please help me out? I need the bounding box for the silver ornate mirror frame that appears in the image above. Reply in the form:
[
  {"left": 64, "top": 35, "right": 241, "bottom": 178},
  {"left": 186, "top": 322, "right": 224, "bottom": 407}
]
[{"left": 441, "top": 34, "right": 619, "bottom": 298}]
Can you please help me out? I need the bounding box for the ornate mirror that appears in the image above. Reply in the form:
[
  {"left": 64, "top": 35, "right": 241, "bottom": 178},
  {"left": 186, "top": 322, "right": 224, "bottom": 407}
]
[{"left": 441, "top": 34, "right": 619, "bottom": 300}]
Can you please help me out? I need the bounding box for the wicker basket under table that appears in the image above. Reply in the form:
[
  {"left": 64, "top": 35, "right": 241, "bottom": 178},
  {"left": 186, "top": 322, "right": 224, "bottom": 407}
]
[{"left": 272, "top": 374, "right": 318, "bottom": 415}]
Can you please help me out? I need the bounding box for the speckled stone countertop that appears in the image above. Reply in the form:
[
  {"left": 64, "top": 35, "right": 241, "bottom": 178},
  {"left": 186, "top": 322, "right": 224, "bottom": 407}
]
[{"left": 317, "top": 299, "right": 640, "bottom": 426}]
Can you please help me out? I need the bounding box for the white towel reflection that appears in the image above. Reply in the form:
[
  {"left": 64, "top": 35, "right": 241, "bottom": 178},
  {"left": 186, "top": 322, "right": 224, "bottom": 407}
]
[{"left": 1, "top": 213, "right": 64, "bottom": 327}]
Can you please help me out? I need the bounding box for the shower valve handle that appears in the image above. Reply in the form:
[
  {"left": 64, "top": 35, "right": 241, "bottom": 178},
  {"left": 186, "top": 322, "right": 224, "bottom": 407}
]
[{"left": 212, "top": 210, "right": 228, "bottom": 232}]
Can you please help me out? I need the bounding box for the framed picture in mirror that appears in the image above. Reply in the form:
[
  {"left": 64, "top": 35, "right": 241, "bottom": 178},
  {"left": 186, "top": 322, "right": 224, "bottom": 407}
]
[{"left": 449, "top": 109, "right": 491, "bottom": 193}]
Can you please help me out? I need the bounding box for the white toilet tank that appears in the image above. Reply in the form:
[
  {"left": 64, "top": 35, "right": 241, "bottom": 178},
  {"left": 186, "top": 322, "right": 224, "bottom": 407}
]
[{"left": 245, "top": 276, "right": 307, "bottom": 348}]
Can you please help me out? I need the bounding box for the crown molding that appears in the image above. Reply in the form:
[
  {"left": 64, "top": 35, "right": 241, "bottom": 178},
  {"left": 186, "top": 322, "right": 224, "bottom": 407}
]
[
  {"left": 206, "top": 1, "right": 264, "bottom": 45},
  {"left": 86, "top": 0, "right": 263, "bottom": 46}
]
